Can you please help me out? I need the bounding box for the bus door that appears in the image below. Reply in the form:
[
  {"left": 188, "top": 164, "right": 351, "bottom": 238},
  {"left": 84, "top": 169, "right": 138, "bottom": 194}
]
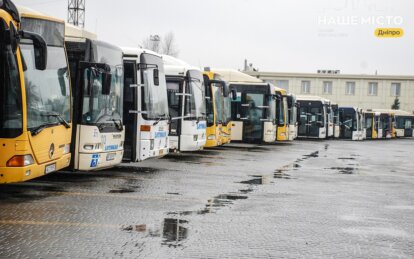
[
  {"left": 405, "top": 118, "right": 413, "bottom": 137},
  {"left": 340, "top": 111, "right": 354, "bottom": 139},
  {"left": 241, "top": 92, "right": 265, "bottom": 143},
  {"left": 375, "top": 115, "right": 383, "bottom": 138},
  {"left": 166, "top": 79, "right": 183, "bottom": 147},
  {"left": 299, "top": 105, "right": 322, "bottom": 138},
  {"left": 365, "top": 113, "right": 373, "bottom": 139},
  {"left": 122, "top": 61, "right": 137, "bottom": 161}
]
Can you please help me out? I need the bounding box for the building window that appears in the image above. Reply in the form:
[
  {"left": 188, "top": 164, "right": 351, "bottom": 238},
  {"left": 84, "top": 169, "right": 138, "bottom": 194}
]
[
  {"left": 368, "top": 82, "right": 378, "bottom": 96},
  {"left": 301, "top": 80, "right": 311, "bottom": 94},
  {"left": 276, "top": 80, "right": 289, "bottom": 91},
  {"left": 322, "top": 81, "right": 332, "bottom": 95},
  {"left": 345, "top": 82, "right": 355, "bottom": 95},
  {"left": 391, "top": 83, "right": 401, "bottom": 96}
]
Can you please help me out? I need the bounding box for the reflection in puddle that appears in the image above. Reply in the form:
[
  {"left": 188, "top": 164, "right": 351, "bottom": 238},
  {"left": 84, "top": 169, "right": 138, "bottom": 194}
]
[
  {"left": 239, "top": 175, "right": 271, "bottom": 185},
  {"left": 109, "top": 188, "right": 136, "bottom": 194},
  {"left": 303, "top": 151, "right": 319, "bottom": 159},
  {"left": 329, "top": 167, "right": 357, "bottom": 174},
  {"left": 162, "top": 218, "right": 189, "bottom": 247},
  {"left": 274, "top": 170, "right": 292, "bottom": 179}
]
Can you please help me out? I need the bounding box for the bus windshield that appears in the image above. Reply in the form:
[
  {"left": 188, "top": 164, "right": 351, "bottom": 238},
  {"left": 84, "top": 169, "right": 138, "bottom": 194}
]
[
  {"left": 141, "top": 53, "right": 169, "bottom": 120},
  {"left": 185, "top": 70, "right": 206, "bottom": 119},
  {"left": 20, "top": 18, "right": 71, "bottom": 132},
  {"left": 0, "top": 19, "right": 23, "bottom": 138},
  {"left": 268, "top": 95, "right": 277, "bottom": 123},
  {"left": 223, "top": 97, "right": 232, "bottom": 125},
  {"left": 276, "top": 95, "right": 285, "bottom": 125},
  {"left": 81, "top": 41, "right": 123, "bottom": 126},
  {"left": 213, "top": 84, "right": 223, "bottom": 124}
]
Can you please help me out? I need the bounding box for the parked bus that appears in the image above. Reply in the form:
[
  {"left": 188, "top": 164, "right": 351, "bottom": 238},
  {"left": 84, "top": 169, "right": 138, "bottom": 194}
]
[
  {"left": 286, "top": 93, "right": 298, "bottom": 141},
  {"left": 296, "top": 96, "right": 328, "bottom": 139},
  {"left": 364, "top": 111, "right": 382, "bottom": 139},
  {"left": 203, "top": 70, "right": 227, "bottom": 147},
  {"left": 1, "top": 4, "right": 72, "bottom": 183},
  {"left": 371, "top": 109, "right": 398, "bottom": 139},
  {"left": 273, "top": 86, "right": 289, "bottom": 141},
  {"left": 393, "top": 110, "right": 414, "bottom": 138},
  {"left": 122, "top": 48, "right": 169, "bottom": 162},
  {"left": 338, "top": 107, "right": 364, "bottom": 140},
  {"left": 331, "top": 103, "right": 340, "bottom": 138},
  {"left": 214, "top": 69, "right": 277, "bottom": 144},
  {"left": 163, "top": 55, "right": 206, "bottom": 151},
  {"left": 65, "top": 24, "right": 125, "bottom": 170}
]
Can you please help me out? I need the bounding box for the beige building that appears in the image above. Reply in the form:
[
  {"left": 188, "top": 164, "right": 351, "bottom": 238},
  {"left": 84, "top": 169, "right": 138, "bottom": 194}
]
[{"left": 245, "top": 71, "right": 414, "bottom": 113}]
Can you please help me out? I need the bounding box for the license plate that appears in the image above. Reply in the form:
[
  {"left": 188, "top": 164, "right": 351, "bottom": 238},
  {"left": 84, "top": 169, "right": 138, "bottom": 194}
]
[
  {"left": 45, "top": 163, "right": 56, "bottom": 174},
  {"left": 106, "top": 153, "right": 116, "bottom": 161},
  {"left": 159, "top": 149, "right": 164, "bottom": 155}
]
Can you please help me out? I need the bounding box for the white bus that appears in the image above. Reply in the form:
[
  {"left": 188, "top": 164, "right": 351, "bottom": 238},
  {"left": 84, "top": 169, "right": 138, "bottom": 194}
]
[
  {"left": 338, "top": 107, "right": 364, "bottom": 140},
  {"left": 214, "top": 69, "right": 277, "bottom": 144},
  {"left": 296, "top": 96, "right": 328, "bottom": 139},
  {"left": 65, "top": 24, "right": 125, "bottom": 170},
  {"left": 163, "top": 55, "right": 207, "bottom": 151},
  {"left": 122, "top": 48, "right": 169, "bottom": 162}
]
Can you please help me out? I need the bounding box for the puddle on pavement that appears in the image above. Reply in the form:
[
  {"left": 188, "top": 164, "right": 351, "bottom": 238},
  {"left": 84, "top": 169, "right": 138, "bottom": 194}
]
[
  {"left": 112, "top": 166, "right": 161, "bottom": 174},
  {"left": 166, "top": 192, "right": 181, "bottom": 195},
  {"left": 338, "top": 157, "right": 356, "bottom": 160},
  {"left": 329, "top": 167, "right": 357, "bottom": 174},
  {"left": 324, "top": 144, "right": 329, "bottom": 151},
  {"left": 109, "top": 188, "right": 136, "bottom": 194},
  {"left": 0, "top": 183, "right": 66, "bottom": 203},
  {"left": 239, "top": 175, "right": 272, "bottom": 185},
  {"left": 303, "top": 151, "right": 319, "bottom": 159}
]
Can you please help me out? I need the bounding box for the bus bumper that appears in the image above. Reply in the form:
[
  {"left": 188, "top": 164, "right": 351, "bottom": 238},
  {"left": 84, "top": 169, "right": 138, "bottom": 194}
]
[
  {"left": 0, "top": 154, "right": 71, "bottom": 184},
  {"left": 77, "top": 150, "right": 123, "bottom": 171}
]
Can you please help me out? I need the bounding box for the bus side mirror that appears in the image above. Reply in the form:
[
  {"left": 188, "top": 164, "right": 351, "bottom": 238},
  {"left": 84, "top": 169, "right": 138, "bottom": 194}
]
[
  {"left": 102, "top": 72, "right": 112, "bottom": 95},
  {"left": 20, "top": 30, "right": 48, "bottom": 70},
  {"left": 231, "top": 89, "right": 237, "bottom": 100}
]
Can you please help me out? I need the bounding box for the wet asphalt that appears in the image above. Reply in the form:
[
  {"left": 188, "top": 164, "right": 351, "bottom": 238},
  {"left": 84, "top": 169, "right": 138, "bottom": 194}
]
[{"left": 0, "top": 139, "right": 413, "bottom": 258}]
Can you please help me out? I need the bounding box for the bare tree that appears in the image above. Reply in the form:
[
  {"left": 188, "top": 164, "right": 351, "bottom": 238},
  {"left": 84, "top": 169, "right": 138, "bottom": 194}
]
[
  {"left": 141, "top": 32, "right": 179, "bottom": 57},
  {"left": 141, "top": 35, "right": 161, "bottom": 53},
  {"left": 161, "top": 32, "right": 179, "bottom": 57}
]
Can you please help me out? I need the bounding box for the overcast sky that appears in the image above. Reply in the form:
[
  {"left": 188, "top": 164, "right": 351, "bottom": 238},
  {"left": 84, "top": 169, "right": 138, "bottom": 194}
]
[{"left": 14, "top": 0, "right": 414, "bottom": 75}]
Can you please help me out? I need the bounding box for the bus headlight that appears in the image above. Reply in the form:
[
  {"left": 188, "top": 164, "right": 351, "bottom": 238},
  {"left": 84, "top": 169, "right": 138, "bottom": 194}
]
[
  {"left": 84, "top": 144, "right": 94, "bottom": 150},
  {"left": 7, "top": 155, "right": 35, "bottom": 167},
  {"left": 63, "top": 144, "right": 70, "bottom": 154},
  {"left": 208, "top": 134, "right": 216, "bottom": 140}
]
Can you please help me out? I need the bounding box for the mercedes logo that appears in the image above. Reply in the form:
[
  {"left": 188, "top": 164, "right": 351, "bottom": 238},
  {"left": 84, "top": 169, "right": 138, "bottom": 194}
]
[{"left": 49, "top": 143, "right": 55, "bottom": 159}]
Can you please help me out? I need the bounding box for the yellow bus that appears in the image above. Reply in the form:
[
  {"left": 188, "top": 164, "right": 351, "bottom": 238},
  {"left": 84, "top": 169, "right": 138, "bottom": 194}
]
[
  {"left": 272, "top": 86, "right": 289, "bottom": 141},
  {"left": 0, "top": 3, "right": 72, "bottom": 183},
  {"left": 203, "top": 71, "right": 223, "bottom": 147}
]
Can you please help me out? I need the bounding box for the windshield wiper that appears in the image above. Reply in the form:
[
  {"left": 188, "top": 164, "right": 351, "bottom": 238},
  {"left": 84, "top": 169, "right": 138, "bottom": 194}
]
[
  {"left": 108, "top": 119, "right": 124, "bottom": 131},
  {"left": 153, "top": 114, "right": 166, "bottom": 126},
  {"left": 41, "top": 113, "right": 71, "bottom": 129},
  {"left": 30, "top": 123, "right": 58, "bottom": 136}
]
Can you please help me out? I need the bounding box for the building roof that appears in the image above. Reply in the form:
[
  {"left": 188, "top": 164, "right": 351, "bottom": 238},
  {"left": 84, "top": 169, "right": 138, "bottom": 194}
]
[{"left": 246, "top": 71, "right": 414, "bottom": 81}]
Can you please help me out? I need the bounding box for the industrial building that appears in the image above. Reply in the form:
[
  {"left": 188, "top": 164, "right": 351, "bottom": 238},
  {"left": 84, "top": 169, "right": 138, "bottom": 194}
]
[{"left": 245, "top": 71, "right": 414, "bottom": 113}]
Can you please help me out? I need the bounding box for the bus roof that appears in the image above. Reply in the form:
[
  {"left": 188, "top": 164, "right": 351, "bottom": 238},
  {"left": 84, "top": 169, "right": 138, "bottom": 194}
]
[
  {"left": 162, "top": 55, "right": 200, "bottom": 77},
  {"left": 370, "top": 109, "right": 413, "bottom": 116},
  {"left": 296, "top": 95, "right": 331, "bottom": 103},
  {"left": 213, "top": 69, "right": 263, "bottom": 83},
  {"left": 65, "top": 22, "right": 97, "bottom": 41},
  {"left": 122, "top": 47, "right": 162, "bottom": 59},
  {"left": 17, "top": 6, "right": 64, "bottom": 24}
]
